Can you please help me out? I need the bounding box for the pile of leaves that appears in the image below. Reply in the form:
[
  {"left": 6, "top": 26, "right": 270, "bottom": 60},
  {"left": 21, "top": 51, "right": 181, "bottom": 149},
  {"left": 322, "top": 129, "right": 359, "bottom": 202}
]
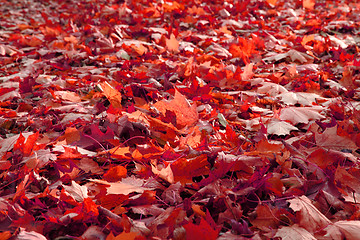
[{"left": 1, "top": 0, "right": 360, "bottom": 239}]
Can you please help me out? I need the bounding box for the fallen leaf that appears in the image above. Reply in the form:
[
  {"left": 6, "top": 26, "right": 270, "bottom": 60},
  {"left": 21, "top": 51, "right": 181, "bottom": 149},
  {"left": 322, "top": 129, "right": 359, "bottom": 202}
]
[
  {"left": 100, "top": 81, "right": 122, "bottom": 109},
  {"left": 288, "top": 196, "right": 331, "bottom": 233},
  {"left": 90, "top": 176, "right": 153, "bottom": 195},
  {"left": 324, "top": 220, "right": 360, "bottom": 240},
  {"left": 103, "top": 165, "right": 127, "bottom": 182},
  {"left": 279, "top": 106, "right": 324, "bottom": 125},
  {"left": 183, "top": 218, "right": 219, "bottom": 240},
  {"left": 315, "top": 126, "right": 357, "bottom": 151},
  {"left": 63, "top": 181, "right": 88, "bottom": 202},
  {"left": 266, "top": 118, "right": 298, "bottom": 136},
  {"left": 153, "top": 89, "right": 198, "bottom": 129},
  {"left": 166, "top": 33, "right": 179, "bottom": 53},
  {"left": 276, "top": 92, "right": 324, "bottom": 106},
  {"left": 151, "top": 163, "right": 174, "bottom": 183},
  {"left": 274, "top": 225, "right": 316, "bottom": 240},
  {"left": 16, "top": 229, "right": 47, "bottom": 240},
  {"left": 303, "top": 0, "right": 315, "bottom": 10}
]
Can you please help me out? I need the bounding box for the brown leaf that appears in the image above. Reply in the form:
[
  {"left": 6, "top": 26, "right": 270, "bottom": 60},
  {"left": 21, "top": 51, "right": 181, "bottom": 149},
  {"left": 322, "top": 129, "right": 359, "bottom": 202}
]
[
  {"left": 315, "top": 126, "right": 357, "bottom": 151},
  {"left": 324, "top": 221, "right": 360, "bottom": 240},
  {"left": 288, "top": 196, "right": 331, "bottom": 233},
  {"left": 274, "top": 225, "right": 316, "bottom": 240},
  {"left": 279, "top": 106, "right": 324, "bottom": 125},
  {"left": 266, "top": 118, "right": 298, "bottom": 136}
]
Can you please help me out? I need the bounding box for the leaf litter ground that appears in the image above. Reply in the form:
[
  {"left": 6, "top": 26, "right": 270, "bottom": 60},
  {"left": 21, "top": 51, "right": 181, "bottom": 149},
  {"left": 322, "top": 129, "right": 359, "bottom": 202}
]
[{"left": 1, "top": 0, "right": 360, "bottom": 239}]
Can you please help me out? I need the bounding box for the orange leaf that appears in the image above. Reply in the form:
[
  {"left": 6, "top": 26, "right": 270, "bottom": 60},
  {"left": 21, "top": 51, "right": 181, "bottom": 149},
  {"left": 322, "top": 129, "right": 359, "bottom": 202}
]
[
  {"left": 266, "top": 0, "right": 277, "bottom": 5},
  {"left": 107, "top": 146, "right": 131, "bottom": 158},
  {"left": 23, "top": 131, "right": 39, "bottom": 156},
  {"left": 171, "top": 155, "right": 210, "bottom": 184},
  {"left": 104, "top": 166, "right": 127, "bottom": 182},
  {"left": 153, "top": 89, "right": 198, "bottom": 129},
  {"left": 64, "top": 197, "right": 99, "bottom": 222},
  {"left": 130, "top": 44, "right": 147, "bottom": 56},
  {"left": 301, "top": 34, "right": 315, "bottom": 46},
  {"left": 64, "top": 127, "right": 81, "bottom": 145},
  {"left": 100, "top": 82, "right": 122, "bottom": 109},
  {"left": 0, "top": 231, "right": 11, "bottom": 240},
  {"left": 151, "top": 163, "right": 174, "bottom": 183},
  {"left": 166, "top": 33, "right": 179, "bottom": 53},
  {"left": 303, "top": 0, "right": 315, "bottom": 10},
  {"left": 110, "top": 231, "right": 141, "bottom": 240}
]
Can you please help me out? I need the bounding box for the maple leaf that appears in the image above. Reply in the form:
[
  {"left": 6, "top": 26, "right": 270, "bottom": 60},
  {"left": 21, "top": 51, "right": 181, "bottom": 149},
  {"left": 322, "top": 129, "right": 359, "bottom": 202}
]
[
  {"left": 303, "top": 0, "right": 315, "bottom": 10},
  {"left": 266, "top": 118, "right": 298, "bottom": 136},
  {"left": 257, "top": 82, "right": 288, "bottom": 96},
  {"left": 153, "top": 89, "right": 198, "bottom": 129},
  {"left": 183, "top": 218, "right": 219, "bottom": 240},
  {"left": 241, "top": 63, "right": 254, "bottom": 81},
  {"left": 161, "top": 182, "right": 182, "bottom": 205},
  {"left": 250, "top": 204, "right": 280, "bottom": 230},
  {"left": 148, "top": 207, "right": 186, "bottom": 239},
  {"left": 151, "top": 163, "right": 174, "bottom": 184},
  {"left": 334, "top": 166, "right": 360, "bottom": 194},
  {"left": 288, "top": 196, "right": 331, "bottom": 233},
  {"left": 171, "top": 154, "right": 210, "bottom": 184},
  {"left": 279, "top": 106, "right": 325, "bottom": 125},
  {"left": 276, "top": 92, "right": 324, "bottom": 106},
  {"left": 166, "top": 33, "right": 179, "bottom": 53},
  {"left": 63, "top": 198, "right": 99, "bottom": 222},
  {"left": 99, "top": 81, "right": 122, "bottom": 109},
  {"left": 53, "top": 90, "right": 81, "bottom": 102},
  {"left": 90, "top": 176, "right": 153, "bottom": 195},
  {"left": 103, "top": 165, "right": 127, "bottom": 182},
  {"left": 106, "top": 146, "right": 131, "bottom": 158},
  {"left": 274, "top": 225, "right": 316, "bottom": 240},
  {"left": 315, "top": 126, "right": 357, "bottom": 151},
  {"left": 63, "top": 181, "right": 88, "bottom": 202},
  {"left": 109, "top": 231, "right": 141, "bottom": 240},
  {"left": 80, "top": 226, "right": 107, "bottom": 240},
  {"left": 323, "top": 220, "right": 360, "bottom": 240}
]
